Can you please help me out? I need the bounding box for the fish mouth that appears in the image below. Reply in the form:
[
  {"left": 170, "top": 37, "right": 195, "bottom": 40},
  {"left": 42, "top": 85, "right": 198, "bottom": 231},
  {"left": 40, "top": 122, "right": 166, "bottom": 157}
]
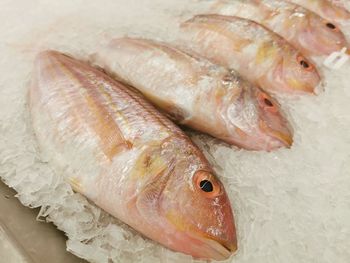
[
  {"left": 202, "top": 238, "right": 235, "bottom": 261},
  {"left": 259, "top": 121, "right": 293, "bottom": 149},
  {"left": 187, "top": 232, "right": 237, "bottom": 261},
  {"left": 269, "top": 129, "right": 293, "bottom": 148},
  {"left": 286, "top": 78, "right": 316, "bottom": 94}
]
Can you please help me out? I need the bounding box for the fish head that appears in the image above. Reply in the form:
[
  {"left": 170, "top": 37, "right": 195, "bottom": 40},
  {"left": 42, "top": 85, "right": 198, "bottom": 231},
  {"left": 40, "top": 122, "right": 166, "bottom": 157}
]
[
  {"left": 158, "top": 165, "right": 237, "bottom": 260},
  {"left": 274, "top": 48, "right": 321, "bottom": 93},
  {"left": 224, "top": 77, "right": 293, "bottom": 151},
  {"left": 254, "top": 88, "right": 293, "bottom": 149},
  {"left": 300, "top": 13, "right": 348, "bottom": 55}
]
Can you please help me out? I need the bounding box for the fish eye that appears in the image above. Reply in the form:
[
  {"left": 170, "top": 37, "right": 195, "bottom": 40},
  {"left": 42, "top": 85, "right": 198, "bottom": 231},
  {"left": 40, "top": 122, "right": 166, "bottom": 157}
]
[
  {"left": 324, "top": 21, "right": 340, "bottom": 32},
  {"left": 300, "top": 60, "right": 309, "bottom": 69},
  {"left": 297, "top": 55, "right": 313, "bottom": 71},
  {"left": 193, "top": 171, "right": 221, "bottom": 198},
  {"left": 258, "top": 92, "right": 278, "bottom": 113},
  {"left": 199, "top": 180, "right": 213, "bottom": 192},
  {"left": 326, "top": 22, "right": 336, "bottom": 30},
  {"left": 264, "top": 98, "right": 274, "bottom": 107}
]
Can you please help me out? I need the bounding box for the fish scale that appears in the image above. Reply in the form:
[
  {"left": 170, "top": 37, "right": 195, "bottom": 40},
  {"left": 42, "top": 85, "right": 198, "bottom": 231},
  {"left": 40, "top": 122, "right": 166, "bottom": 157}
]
[{"left": 63, "top": 54, "right": 174, "bottom": 144}]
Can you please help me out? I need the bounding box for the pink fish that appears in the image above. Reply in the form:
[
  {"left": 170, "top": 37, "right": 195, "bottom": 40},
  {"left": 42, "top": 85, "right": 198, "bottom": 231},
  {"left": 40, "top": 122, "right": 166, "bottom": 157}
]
[
  {"left": 211, "top": 0, "right": 349, "bottom": 56},
  {"left": 29, "top": 50, "right": 237, "bottom": 260},
  {"left": 179, "top": 15, "right": 321, "bottom": 94},
  {"left": 93, "top": 38, "right": 293, "bottom": 151}
]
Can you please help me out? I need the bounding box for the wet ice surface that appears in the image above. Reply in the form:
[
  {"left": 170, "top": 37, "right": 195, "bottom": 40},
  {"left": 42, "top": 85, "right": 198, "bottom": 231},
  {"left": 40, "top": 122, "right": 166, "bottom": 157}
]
[{"left": 0, "top": 0, "right": 350, "bottom": 262}]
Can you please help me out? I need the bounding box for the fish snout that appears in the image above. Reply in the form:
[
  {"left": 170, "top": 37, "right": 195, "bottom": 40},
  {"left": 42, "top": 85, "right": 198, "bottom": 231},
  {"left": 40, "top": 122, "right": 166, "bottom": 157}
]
[
  {"left": 204, "top": 201, "right": 238, "bottom": 260},
  {"left": 215, "top": 233, "right": 238, "bottom": 254},
  {"left": 259, "top": 120, "right": 293, "bottom": 149},
  {"left": 190, "top": 231, "right": 237, "bottom": 261}
]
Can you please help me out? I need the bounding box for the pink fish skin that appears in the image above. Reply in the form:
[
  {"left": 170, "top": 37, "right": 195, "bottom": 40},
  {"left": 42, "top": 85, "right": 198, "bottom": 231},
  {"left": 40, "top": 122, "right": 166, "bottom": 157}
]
[
  {"left": 93, "top": 37, "right": 293, "bottom": 151},
  {"left": 179, "top": 15, "right": 321, "bottom": 95},
  {"left": 29, "top": 50, "right": 237, "bottom": 261},
  {"left": 211, "top": 0, "right": 349, "bottom": 56},
  {"left": 287, "top": 0, "right": 350, "bottom": 24}
]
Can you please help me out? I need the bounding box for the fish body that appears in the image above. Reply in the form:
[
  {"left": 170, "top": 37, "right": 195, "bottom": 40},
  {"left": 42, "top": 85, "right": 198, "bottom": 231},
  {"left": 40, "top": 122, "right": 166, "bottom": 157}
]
[
  {"left": 179, "top": 15, "right": 321, "bottom": 95},
  {"left": 287, "top": 0, "right": 350, "bottom": 24},
  {"left": 29, "top": 50, "right": 237, "bottom": 260},
  {"left": 93, "top": 38, "right": 293, "bottom": 151},
  {"left": 211, "top": 0, "right": 349, "bottom": 56}
]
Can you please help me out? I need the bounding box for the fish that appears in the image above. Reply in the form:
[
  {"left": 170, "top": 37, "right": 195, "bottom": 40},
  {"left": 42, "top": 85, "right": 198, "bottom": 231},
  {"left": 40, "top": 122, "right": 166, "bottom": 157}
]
[
  {"left": 92, "top": 37, "right": 293, "bottom": 151},
  {"left": 286, "top": 0, "right": 350, "bottom": 25},
  {"left": 211, "top": 0, "right": 349, "bottom": 56},
  {"left": 179, "top": 14, "right": 321, "bottom": 95},
  {"left": 29, "top": 50, "right": 237, "bottom": 261}
]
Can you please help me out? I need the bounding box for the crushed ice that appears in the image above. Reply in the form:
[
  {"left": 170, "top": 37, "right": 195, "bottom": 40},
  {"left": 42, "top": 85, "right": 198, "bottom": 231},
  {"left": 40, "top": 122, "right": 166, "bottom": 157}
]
[{"left": 0, "top": 0, "right": 350, "bottom": 263}]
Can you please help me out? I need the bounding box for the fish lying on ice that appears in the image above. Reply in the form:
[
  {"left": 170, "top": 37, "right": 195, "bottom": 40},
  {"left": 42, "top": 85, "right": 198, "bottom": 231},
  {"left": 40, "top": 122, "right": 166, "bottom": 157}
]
[
  {"left": 92, "top": 38, "right": 293, "bottom": 151},
  {"left": 179, "top": 15, "right": 321, "bottom": 94},
  {"left": 287, "top": 0, "right": 350, "bottom": 25},
  {"left": 211, "top": 0, "right": 349, "bottom": 56},
  {"left": 29, "top": 50, "right": 237, "bottom": 261}
]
